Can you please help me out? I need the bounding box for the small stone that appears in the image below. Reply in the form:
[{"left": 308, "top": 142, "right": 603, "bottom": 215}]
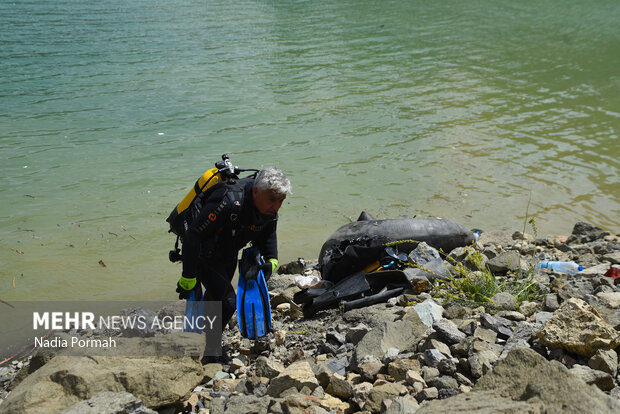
[
  {"left": 422, "top": 366, "right": 440, "bottom": 382},
  {"left": 274, "top": 330, "right": 286, "bottom": 345},
  {"left": 473, "top": 327, "right": 497, "bottom": 343},
  {"left": 428, "top": 375, "right": 459, "bottom": 391},
  {"left": 383, "top": 347, "right": 400, "bottom": 363},
  {"left": 519, "top": 301, "right": 539, "bottom": 317},
  {"left": 569, "top": 365, "right": 615, "bottom": 391},
  {"left": 480, "top": 313, "right": 513, "bottom": 339},
  {"left": 345, "top": 323, "right": 370, "bottom": 345},
  {"left": 326, "top": 373, "right": 353, "bottom": 400},
  {"left": 405, "top": 370, "right": 426, "bottom": 386},
  {"left": 454, "top": 372, "right": 474, "bottom": 387},
  {"left": 432, "top": 319, "right": 467, "bottom": 344},
  {"left": 588, "top": 349, "right": 618, "bottom": 376},
  {"left": 423, "top": 349, "right": 447, "bottom": 368},
  {"left": 458, "top": 319, "right": 477, "bottom": 336},
  {"left": 438, "top": 388, "right": 459, "bottom": 399},
  {"left": 437, "top": 358, "right": 457, "bottom": 376},
  {"left": 413, "top": 300, "right": 444, "bottom": 327},
  {"left": 490, "top": 292, "right": 517, "bottom": 311},
  {"left": 544, "top": 294, "right": 560, "bottom": 311},
  {"left": 388, "top": 358, "right": 420, "bottom": 381},
  {"left": 487, "top": 251, "right": 522, "bottom": 274},
  {"left": 358, "top": 361, "right": 383, "bottom": 382},
  {"left": 495, "top": 311, "right": 526, "bottom": 322},
  {"left": 416, "top": 387, "right": 438, "bottom": 402},
  {"left": 420, "top": 337, "right": 452, "bottom": 357}
]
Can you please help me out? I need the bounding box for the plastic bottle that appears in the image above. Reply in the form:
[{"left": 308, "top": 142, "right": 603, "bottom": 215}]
[
  {"left": 473, "top": 231, "right": 480, "bottom": 242},
  {"left": 537, "top": 261, "right": 583, "bottom": 276}
]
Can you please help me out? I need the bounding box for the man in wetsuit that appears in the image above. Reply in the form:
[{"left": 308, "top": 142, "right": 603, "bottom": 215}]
[{"left": 175, "top": 167, "right": 291, "bottom": 363}]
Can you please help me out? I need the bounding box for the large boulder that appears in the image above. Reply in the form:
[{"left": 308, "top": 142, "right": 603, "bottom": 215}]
[
  {"left": 536, "top": 298, "right": 620, "bottom": 357},
  {"left": 352, "top": 319, "right": 428, "bottom": 369},
  {"left": 1, "top": 333, "right": 205, "bottom": 414},
  {"left": 476, "top": 347, "right": 619, "bottom": 412},
  {"left": 266, "top": 361, "right": 319, "bottom": 397},
  {"left": 420, "top": 347, "right": 620, "bottom": 413},
  {"left": 59, "top": 391, "right": 157, "bottom": 414}
]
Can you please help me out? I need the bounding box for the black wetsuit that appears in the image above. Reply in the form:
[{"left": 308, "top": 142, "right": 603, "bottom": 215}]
[{"left": 182, "top": 177, "right": 278, "bottom": 327}]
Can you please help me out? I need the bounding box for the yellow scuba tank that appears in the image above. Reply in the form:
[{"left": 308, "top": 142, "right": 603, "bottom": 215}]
[
  {"left": 166, "top": 154, "right": 259, "bottom": 262},
  {"left": 176, "top": 168, "right": 222, "bottom": 216},
  {"left": 166, "top": 167, "right": 223, "bottom": 237}
]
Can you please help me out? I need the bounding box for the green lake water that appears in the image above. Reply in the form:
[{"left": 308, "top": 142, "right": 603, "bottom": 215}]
[{"left": 1, "top": 0, "right": 619, "bottom": 301}]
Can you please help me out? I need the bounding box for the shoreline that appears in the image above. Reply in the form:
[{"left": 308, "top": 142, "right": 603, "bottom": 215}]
[{"left": 1, "top": 220, "right": 619, "bottom": 413}]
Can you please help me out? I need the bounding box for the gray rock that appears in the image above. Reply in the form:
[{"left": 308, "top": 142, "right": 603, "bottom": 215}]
[
  {"left": 468, "top": 350, "right": 499, "bottom": 378},
  {"left": 438, "top": 358, "right": 457, "bottom": 376},
  {"left": 416, "top": 389, "right": 541, "bottom": 413},
  {"left": 570, "top": 365, "right": 615, "bottom": 391},
  {"left": 387, "top": 358, "right": 420, "bottom": 381},
  {"left": 438, "top": 388, "right": 459, "bottom": 399},
  {"left": 255, "top": 356, "right": 284, "bottom": 379},
  {"left": 534, "top": 311, "right": 554, "bottom": 325},
  {"left": 365, "top": 383, "right": 406, "bottom": 413},
  {"left": 267, "top": 362, "right": 319, "bottom": 397},
  {"left": 581, "top": 263, "right": 614, "bottom": 277},
  {"left": 223, "top": 394, "right": 271, "bottom": 414},
  {"left": 59, "top": 391, "right": 157, "bottom": 414},
  {"left": 443, "top": 303, "right": 471, "bottom": 320},
  {"left": 536, "top": 298, "right": 620, "bottom": 357},
  {"left": 412, "top": 300, "right": 444, "bottom": 327},
  {"left": 588, "top": 349, "right": 618, "bottom": 376},
  {"left": 495, "top": 311, "right": 526, "bottom": 322},
  {"left": 383, "top": 347, "right": 400, "bottom": 363},
  {"left": 480, "top": 313, "right": 513, "bottom": 339},
  {"left": 499, "top": 322, "right": 538, "bottom": 359},
  {"left": 601, "top": 252, "right": 620, "bottom": 264},
  {"left": 384, "top": 395, "right": 420, "bottom": 414},
  {"left": 519, "top": 301, "right": 539, "bottom": 317},
  {"left": 345, "top": 323, "right": 370, "bottom": 345},
  {"left": 278, "top": 259, "right": 306, "bottom": 275},
  {"left": 458, "top": 319, "right": 477, "bottom": 336},
  {"left": 428, "top": 375, "right": 459, "bottom": 391},
  {"left": 432, "top": 319, "right": 467, "bottom": 345},
  {"left": 420, "top": 337, "right": 452, "bottom": 357},
  {"left": 423, "top": 349, "right": 447, "bottom": 368},
  {"left": 568, "top": 222, "right": 609, "bottom": 243},
  {"left": 352, "top": 319, "right": 427, "bottom": 369},
  {"left": 1, "top": 337, "right": 205, "bottom": 414},
  {"left": 543, "top": 293, "right": 560, "bottom": 311},
  {"left": 415, "top": 387, "right": 438, "bottom": 402},
  {"left": 474, "top": 347, "right": 620, "bottom": 413},
  {"left": 489, "top": 292, "right": 517, "bottom": 311},
  {"left": 326, "top": 359, "right": 347, "bottom": 377},
  {"left": 326, "top": 373, "right": 353, "bottom": 400},
  {"left": 487, "top": 251, "right": 522, "bottom": 274}
]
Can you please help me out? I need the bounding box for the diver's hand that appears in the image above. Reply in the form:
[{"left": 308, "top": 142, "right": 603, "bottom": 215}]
[
  {"left": 176, "top": 276, "right": 197, "bottom": 300},
  {"left": 260, "top": 258, "right": 278, "bottom": 280}
]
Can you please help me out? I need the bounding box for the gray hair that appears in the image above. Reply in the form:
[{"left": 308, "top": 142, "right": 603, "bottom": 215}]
[{"left": 254, "top": 167, "right": 292, "bottom": 195}]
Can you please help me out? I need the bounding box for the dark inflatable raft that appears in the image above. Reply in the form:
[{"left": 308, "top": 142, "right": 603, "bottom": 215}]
[{"left": 319, "top": 215, "right": 475, "bottom": 282}]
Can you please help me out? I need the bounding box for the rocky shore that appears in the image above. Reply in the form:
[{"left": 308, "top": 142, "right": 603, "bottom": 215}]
[{"left": 1, "top": 221, "right": 619, "bottom": 413}]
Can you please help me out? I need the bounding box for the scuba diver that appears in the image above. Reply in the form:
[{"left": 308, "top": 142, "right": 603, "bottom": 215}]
[{"left": 175, "top": 166, "right": 291, "bottom": 364}]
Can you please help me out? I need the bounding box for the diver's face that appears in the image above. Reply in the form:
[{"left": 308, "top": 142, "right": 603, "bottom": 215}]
[{"left": 253, "top": 188, "right": 286, "bottom": 216}]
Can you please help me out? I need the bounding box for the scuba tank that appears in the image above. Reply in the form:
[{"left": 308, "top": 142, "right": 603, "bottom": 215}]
[{"left": 166, "top": 154, "right": 258, "bottom": 262}]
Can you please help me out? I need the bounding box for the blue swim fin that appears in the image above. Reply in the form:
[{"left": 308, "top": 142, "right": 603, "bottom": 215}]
[
  {"left": 237, "top": 247, "right": 272, "bottom": 339},
  {"left": 184, "top": 284, "right": 204, "bottom": 333}
]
